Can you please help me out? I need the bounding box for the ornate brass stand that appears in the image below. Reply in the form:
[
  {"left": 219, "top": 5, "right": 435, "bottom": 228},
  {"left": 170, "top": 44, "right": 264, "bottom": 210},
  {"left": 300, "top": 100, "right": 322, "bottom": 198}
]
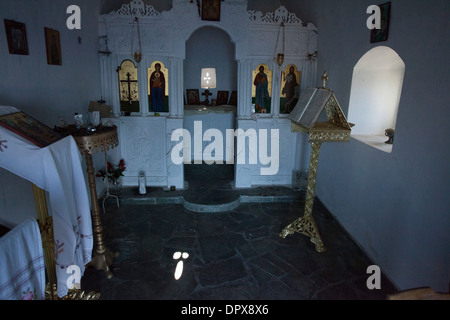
[
  {"left": 45, "top": 283, "right": 100, "bottom": 300},
  {"left": 68, "top": 126, "right": 120, "bottom": 279},
  {"left": 279, "top": 81, "right": 352, "bottom": 253},
  {"left": 279, "top": 139, "right": 326, "bottom": 252},
  {"left": 32, "top": 185, "right": 58, "bottom": 299}
]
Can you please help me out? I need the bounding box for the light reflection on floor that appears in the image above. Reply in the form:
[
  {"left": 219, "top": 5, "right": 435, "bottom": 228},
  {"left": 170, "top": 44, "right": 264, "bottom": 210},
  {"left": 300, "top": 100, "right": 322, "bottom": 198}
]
[{"left": 173, "top": 251, "right": 189, "bottom": 280}]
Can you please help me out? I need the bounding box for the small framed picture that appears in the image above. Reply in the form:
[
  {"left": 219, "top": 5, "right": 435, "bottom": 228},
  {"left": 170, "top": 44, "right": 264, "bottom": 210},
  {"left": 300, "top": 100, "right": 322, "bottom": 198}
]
[
  {"left": 187, "top": 89, "right": 200, "bottom": 105},
  {"left": 371, "top": 2, "right": 391, "bottom": 43},
  {"left": 4, "top": 19, "right": 29, "bottom": 55},
  {"left": 216, "top": 91, "right": 229, "bottom": 105},
  {"left": 202, "top": 0, "right": 221, "bottom": 21},
  {"left": 44, "top": 27, "right": 62, "bottom": 65},
  {"left": 229, "top": 91, "right": 237, "bottom": 106}
]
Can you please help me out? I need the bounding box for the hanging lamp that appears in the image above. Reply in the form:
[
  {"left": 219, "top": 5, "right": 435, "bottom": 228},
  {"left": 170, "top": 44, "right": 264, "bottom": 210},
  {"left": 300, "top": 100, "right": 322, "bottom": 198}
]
[
  {"left": 274, "top": 22, "right": 285, "bottom": 68},
  {"left": 131, "top": 17, "right": 142, "bottom": 63}
]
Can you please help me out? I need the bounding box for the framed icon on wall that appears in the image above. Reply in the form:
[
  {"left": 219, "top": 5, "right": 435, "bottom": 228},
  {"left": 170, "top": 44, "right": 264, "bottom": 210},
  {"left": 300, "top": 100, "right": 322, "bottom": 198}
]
[
  {"left": 370, "top": 2, "right": 391, "bottom": 43},
  {"left": 202, "top": 0, "right": 221, "bottom": 21},
  {"left": 4, "top": 19, "right": 29, "bottom": 55},
  {"left": 44, "top": 27, "right": 62, "bottom": 65}
]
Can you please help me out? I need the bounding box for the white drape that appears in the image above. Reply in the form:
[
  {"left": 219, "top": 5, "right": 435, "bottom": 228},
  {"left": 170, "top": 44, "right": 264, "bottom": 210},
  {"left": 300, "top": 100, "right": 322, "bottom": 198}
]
[
  {"left": 0, "top": 106, "right": 93, "bottom": 298},
  {"left": 0, "top": 218, "right": 46, "bottom": 300}
]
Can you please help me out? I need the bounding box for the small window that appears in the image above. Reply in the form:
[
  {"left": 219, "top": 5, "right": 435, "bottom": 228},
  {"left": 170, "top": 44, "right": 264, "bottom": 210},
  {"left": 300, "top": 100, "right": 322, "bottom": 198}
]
[
  {"left": 347, "top": 46, "right": 405, "bottom": 153},
  {"left": 118, "top": 59, "right": 140, "bottom": 113}
]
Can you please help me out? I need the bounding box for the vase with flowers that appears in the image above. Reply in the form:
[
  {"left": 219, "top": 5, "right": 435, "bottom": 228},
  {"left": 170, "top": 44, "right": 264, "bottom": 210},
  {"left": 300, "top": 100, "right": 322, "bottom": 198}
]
[{"left": 96, "top": 159, "right": 126, "bottom": 194}]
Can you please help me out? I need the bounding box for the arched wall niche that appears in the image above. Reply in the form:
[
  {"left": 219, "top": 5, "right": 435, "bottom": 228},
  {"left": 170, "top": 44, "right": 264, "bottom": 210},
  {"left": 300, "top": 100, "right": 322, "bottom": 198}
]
[
  {"left": 98, "top": 0, "right": 318, "bottom": 189},
  {"left": 348, "top": 46, "right": 405, "bottom": 153},
  {"left": 184, "top": 26, "right": 237, "bottom": 102},
  {"left": 175, "top": 16, "right": 243, "bottom": 61},
  {"left": 184, "top": 26, "right": 237, "bottom": 164}
]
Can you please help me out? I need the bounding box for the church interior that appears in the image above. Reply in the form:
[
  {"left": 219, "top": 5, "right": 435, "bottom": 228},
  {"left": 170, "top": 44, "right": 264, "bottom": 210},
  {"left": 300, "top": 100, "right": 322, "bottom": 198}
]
[{"left": 0, "top": 0, "right": 449, "bottom": 302}]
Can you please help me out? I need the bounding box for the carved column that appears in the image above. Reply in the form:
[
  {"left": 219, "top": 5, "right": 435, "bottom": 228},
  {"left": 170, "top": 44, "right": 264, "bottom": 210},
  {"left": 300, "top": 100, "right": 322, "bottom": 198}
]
[
  {"left": 237, "top": 59, "right": 252, "bottom": 119},
  {"left": 110, "top": 55, "right": 121, "bottom": 117},
  {"left": 169, "top": 57, "right": 184, "bottom": 118},
  {"left": 99, "top": 54, "right": 111, "bottom": 107},
  {"left": 138, "top": 56, "right": 149, "bottom": 116}
]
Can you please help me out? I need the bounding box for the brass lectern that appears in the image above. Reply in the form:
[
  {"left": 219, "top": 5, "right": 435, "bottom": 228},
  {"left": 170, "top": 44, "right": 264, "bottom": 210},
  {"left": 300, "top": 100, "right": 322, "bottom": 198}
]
[{"left": 279, "top": 84, "right": 352, "bottom": 252}]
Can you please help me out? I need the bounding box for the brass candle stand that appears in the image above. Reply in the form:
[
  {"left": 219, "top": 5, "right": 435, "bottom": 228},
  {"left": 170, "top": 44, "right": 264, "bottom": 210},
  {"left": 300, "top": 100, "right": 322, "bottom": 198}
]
[
  {"left": 58, "top": 125, "right": 120, "bottom": 279},
  {"left": 74, "top": 126, "right": 120, "bottom": 279}
]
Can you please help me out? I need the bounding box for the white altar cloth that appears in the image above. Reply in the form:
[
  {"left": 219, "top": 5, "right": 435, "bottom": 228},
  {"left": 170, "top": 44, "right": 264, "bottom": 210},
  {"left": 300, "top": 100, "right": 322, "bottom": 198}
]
[
  {"left": 0, "top": 218, "right": 46, "bottom": 300},
  {"left": 184, "top": 104, "right": 237, "bottom": 116},
  {"left": 0, "top": 106, "right": 93, "bottom": 298}
]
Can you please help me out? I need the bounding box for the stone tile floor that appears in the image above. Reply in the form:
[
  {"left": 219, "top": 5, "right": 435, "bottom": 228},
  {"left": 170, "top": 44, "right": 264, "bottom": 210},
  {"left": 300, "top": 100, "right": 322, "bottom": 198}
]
[{"left": 81, "top": 164, "right": 398, "bottom": 301}]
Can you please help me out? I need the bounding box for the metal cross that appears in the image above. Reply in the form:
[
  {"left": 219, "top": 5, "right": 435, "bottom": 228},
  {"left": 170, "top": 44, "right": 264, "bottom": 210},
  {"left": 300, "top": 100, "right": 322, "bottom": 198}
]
[{"left": 120, "top": 72, "right": 138, "bottom": 103}]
